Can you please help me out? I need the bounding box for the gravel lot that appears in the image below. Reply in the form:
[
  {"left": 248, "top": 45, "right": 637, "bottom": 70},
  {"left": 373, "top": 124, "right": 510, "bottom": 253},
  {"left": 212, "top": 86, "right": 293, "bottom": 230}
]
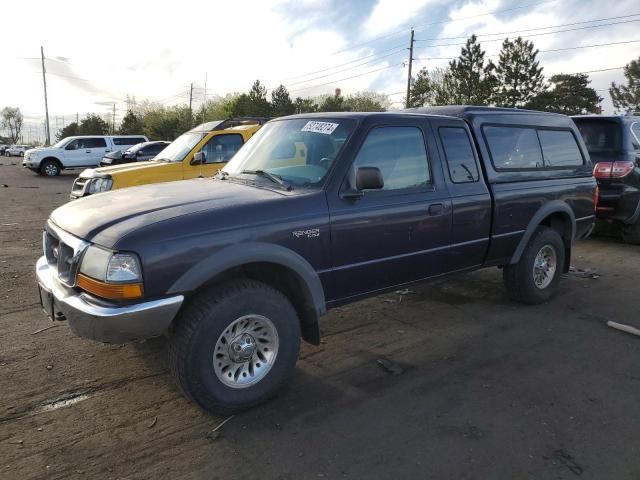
[{"left": 1, "top": 161, "right": 639, "bottom": 480}]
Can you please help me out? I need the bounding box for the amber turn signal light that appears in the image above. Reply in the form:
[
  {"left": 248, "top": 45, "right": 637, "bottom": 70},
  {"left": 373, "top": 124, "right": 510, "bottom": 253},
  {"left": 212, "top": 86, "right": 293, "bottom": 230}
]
[{"left": 77, "top": 273, "right": 144, "bottom": 300}]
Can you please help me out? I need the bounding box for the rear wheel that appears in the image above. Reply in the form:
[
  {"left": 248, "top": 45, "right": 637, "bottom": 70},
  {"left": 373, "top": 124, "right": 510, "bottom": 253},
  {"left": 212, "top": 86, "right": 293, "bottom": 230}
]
[
  {"left": 621, "top": 222, "right": 640, "bottom": 245},
  {"left": 40, "top": 159, "right": 61, "bottom": 177},
  {"left": 503, "top": 227, "right": 565, "bottom": 305},
  {"left": 169, "top": 279, "right": 301, "bottom": 415}
]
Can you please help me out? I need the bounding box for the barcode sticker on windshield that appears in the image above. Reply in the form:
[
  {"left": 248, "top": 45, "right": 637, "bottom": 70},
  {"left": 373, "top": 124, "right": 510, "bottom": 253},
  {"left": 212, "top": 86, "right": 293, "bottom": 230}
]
[{"left": 301, "top": 121, "right": 339, "bottom": 135}]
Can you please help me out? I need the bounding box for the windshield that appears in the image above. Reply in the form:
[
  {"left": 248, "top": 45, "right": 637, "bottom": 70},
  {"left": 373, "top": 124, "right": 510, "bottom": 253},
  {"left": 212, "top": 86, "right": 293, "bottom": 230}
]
[
  {"left": 224, "top": 118, "right": 355, "bottom": 187},
  {"left": 155, "top": 132, "right": 205, "bottom": 162},
  {"left": 52, "top": 138, "right": 71, "bottom": 148}
]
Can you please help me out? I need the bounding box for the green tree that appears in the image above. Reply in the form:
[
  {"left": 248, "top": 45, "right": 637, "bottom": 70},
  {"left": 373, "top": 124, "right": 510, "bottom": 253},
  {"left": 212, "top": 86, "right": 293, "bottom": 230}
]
[
  {"left": 409, "top": 67, "right": 456, "bottom": 107},
  {"left": 78, "top": 114, "right": 110, "bottom": 135},
  {"left": 344, "top": 91, "right": 388, "bottom": 111},
  {"left": 526, "top": 74, "right": 602, "bottom": 115},
  {"left": 318, "top": 91, "right": 349, "bottom": 112},
  {"left": 247, "top": 79, "right": 270, "bottom": 116},
  {"left": 610, "top": 56, "right": 640, "bottom": 114},
  {"left": 294, "top": 97, "right": 318, "bottom": 113},
  {"left": 142, "top": 105, "right": 192, "bottom": 140},
  {"left": 447, "top": 35, "right": 496, "bottom": 105},
  {"left": 118, "top": 110, "right": 144, "bottom": 134},
  {"left": 494, "top": 37, "right": 544, "bottom": 107},
  {"left": 1, "top": 107, "right": 23, "bottom": 143},
  {"left": 270, "top": 85, "right": 295, "bottom": 117},
  {"left": 56, "top": 122, "right": 80, "bottom": 141},
  {"left": 198, "top": 94, "right": 237, "bottom": 123}
]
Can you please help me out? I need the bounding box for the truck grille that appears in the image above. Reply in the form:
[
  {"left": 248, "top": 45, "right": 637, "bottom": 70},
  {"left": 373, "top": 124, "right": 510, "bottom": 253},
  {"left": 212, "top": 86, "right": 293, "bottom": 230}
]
[{"left": 43, "top": 223, "right": 89, "bottom": 286}]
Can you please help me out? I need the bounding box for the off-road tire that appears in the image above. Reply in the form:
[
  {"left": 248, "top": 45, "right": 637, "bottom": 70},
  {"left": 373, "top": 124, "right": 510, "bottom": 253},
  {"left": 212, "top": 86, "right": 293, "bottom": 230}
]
[
  {"left": 169, "top": 279, "right": 301, "bottom": 415},
  {"left": 40, "top": 159, "right": 61, "bottom": 177},
  {"left": 503, "top": 227, "right": 565, "bottom": 305},
  {"left": 621, "top": 222, "right": 640, "bottom": 245}
]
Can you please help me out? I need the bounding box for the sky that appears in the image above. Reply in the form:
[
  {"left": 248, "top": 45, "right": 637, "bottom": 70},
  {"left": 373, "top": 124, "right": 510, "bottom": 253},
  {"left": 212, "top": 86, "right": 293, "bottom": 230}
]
[{"left": 1, "top": 0, "right": 639, "bottom": 142}]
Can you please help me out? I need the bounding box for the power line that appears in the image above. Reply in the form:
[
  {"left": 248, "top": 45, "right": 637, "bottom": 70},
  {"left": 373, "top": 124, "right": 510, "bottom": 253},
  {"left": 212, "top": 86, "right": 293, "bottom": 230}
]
[
  {"left": 413, "top": 39, "right": 640, "bottom": 62},
  {"left": 271, "top": 47, "right": 406, "bottom": 90},
  {"left": 333, "top": 0, "right": 557, "bottom": 54},
  {"left": 414, "top": 18, "right": 640, "bottom": 48},
  {"left": 288, "top": 63, "right": 404, "bottom": 94},
  {"left": 414, "top": 12, "right": 640, "bottom": 42}
]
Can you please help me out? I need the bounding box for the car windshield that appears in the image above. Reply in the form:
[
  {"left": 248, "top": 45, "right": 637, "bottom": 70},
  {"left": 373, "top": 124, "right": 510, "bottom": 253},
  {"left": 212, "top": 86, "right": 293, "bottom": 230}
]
[
  {"left": 155, "top": 133, "right": 205, "bottom": 162},
  {"left": 223, "top": 118, "right": 355, "bottom": 187},
  {"left": 52, "top": 139, "right": 71, "bottom": 148}
]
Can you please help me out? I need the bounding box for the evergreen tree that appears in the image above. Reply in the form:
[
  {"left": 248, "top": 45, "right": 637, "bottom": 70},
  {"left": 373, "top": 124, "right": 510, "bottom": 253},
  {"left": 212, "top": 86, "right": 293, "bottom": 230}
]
[
  {"left": 610, "top": 56, "right": 640, "bottom": 114},
  {"left": 55, "top": 122, "right": 80, "bottom": 141},
  {"left": 247, "top": 80, "right": 270, "bottom": 116},
  {"left": 294, "top": 97, "right": 318, "bottom": 113},
  {"left": 118, "top": 110, "right": 144, "bottom": 134},
  {"left": 270, "top": 85, "right": 295, "bottom": 117},
  {"left": 447, "top": 35, "right": 496, "bottom": 105},
  {"left": 78, "top": 114, "right": 110, "bottom": 135},
  {"left": 526, "top": 74, "right": 601, "bottom": 115},
  {"left": 494, "top": 37, "right": 544, "bottom": 107}
]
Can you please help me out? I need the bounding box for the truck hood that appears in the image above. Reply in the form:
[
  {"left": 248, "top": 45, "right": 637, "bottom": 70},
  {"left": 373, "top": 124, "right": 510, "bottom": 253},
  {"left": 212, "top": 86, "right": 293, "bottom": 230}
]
[
  {"left": 80, "top": 160, "right": 165, "bottom": 177},
  {"left": 50, "top": 178, "right": 288, "bottom": 246}
]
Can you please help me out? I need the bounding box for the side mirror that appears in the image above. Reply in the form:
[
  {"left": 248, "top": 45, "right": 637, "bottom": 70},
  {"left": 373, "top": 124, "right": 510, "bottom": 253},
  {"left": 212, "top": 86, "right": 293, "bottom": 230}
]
[
  {"left": 356, "top": 166, "right": 384, "bottom": 190},
  {"left": 65, "top": 143, "right": 76, "bottom": 151},
  {"left": 342, "top": 166, "right": 384, "bottom": 199},
  {"left": 192, "top": 151, "right": 205, "bottom": 165}
]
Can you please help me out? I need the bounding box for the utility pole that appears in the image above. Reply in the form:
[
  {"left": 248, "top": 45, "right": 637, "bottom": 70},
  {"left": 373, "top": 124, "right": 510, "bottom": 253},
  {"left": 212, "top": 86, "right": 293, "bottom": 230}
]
[
  {"left": 76, "top": 112, "right": 79, "bottom": 125},
  {"left": 189, "top": 83, "right": 194, "bottom": 127},
  {"left": 41, "top": 46, "right": 51, "bottom": 145},
  {"left": 202, "top": 73, "right": 208, "bottom": 124},
  {"left": 112, "top": 103, "right": 116, "bottom": 134},
  {"left": 405, "top": 28, "right": 415, "bottom": 109}
]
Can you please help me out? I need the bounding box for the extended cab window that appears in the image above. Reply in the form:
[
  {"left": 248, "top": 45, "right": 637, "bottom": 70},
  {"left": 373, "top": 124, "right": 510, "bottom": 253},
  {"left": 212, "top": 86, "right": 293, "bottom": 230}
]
[
  {"left": 439, "top": 127, "right": 479, "bottom": 183},
  {"left": 83, "top": 138, "right": 107, "bottom": 148},
  {"left": 538, "top": 130, "right": 583, "bottom": 167},
  {"left": 113, "top": 137, "right": 146, "bottom": 146},
  {"left": 484, "top": 126, "right": 543, "bottom": 170},
  {"left": 354, "top": 126, "right": 430, "bottom": 190},
  {"left": 203, "top": 134, "right": 244, "bottom": 163}
]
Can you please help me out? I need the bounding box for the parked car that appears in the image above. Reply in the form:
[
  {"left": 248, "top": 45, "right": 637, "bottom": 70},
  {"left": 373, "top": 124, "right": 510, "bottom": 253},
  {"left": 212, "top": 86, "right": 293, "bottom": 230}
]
[
  {"left": 100, "top": 141, "right": 170, "bottom": 167},
  {"left": 572, "top": 115, "right": 640, "bottom": 244},
  {"left": 22, "top": 135, "right": 148, "bottom": 176},
  {"left": 70, "top": 118, "right": 267, "bottom": 199},
  {"left": 5, "top": 145, "right": 31, "bottom": 157},
  {"left": 36, "top": 107, "right": 595, "bottom": 414}
]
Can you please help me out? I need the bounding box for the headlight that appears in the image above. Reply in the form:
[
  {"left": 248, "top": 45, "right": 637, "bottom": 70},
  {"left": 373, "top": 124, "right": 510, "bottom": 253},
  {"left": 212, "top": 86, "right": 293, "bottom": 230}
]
[
  {"left": 87, "top": 176, "right": 113, "bottom": 194},
  {"left": 78, "top": 246, "right": 143, "bottom": 300}
]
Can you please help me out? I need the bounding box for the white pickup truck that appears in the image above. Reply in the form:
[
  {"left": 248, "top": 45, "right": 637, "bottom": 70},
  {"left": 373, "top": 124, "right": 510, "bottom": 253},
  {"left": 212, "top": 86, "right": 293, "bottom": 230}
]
[{"left": 23, "top": 135, "right": 148, "bottom": 176}]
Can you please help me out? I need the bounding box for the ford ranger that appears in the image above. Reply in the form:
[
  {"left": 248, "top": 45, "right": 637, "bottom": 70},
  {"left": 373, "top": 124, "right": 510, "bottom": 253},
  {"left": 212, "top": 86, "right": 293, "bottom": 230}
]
[{"left": 36, "top": 107, "right": 596, "bottom": 414}]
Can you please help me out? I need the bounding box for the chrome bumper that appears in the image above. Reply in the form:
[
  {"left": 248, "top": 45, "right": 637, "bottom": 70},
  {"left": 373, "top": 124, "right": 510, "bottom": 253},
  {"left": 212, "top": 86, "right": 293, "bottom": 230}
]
[{"left": 36, "top": 256, "right": 183, "bottom": 343}]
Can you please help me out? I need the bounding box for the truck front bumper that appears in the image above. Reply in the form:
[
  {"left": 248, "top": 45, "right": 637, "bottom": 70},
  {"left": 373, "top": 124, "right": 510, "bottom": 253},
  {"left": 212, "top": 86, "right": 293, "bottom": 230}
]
[{"left": 36, "top": 256, "right": 183, "bottom": 343}]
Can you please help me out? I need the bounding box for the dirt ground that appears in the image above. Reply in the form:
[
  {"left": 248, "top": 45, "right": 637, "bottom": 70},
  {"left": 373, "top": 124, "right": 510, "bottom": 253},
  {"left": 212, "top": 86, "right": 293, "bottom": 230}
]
[{"left": 1, "top": 161, "right": 639, "bottom": 480}]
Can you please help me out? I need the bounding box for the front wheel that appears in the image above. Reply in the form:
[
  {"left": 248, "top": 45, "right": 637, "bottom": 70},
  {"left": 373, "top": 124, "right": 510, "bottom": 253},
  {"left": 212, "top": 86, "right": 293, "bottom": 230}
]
[
  {"left": 40, "top": 160, "right": 61, "bottom": 177},
  {"left": 169, "top": 279, "right": 301, "bottom": 415},
  {"left": 503, "top": 227, "right": 565, "bottom": 305}
]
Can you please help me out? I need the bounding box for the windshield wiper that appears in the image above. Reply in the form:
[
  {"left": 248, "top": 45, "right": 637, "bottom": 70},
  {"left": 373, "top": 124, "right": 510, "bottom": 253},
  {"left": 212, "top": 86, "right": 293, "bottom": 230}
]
[{"left": 241, "top": 169, "right": 292, "bottom": 191}]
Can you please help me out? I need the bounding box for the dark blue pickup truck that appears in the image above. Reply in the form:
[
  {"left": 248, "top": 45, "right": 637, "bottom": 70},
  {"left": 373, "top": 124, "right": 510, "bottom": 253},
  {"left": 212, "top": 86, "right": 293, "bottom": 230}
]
[{"left": 36, "top": 107, "right": 596, "bottom": 414}]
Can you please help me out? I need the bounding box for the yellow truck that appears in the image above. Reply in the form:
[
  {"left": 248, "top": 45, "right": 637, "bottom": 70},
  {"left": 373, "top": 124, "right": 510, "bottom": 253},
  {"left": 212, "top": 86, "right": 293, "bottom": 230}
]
[{"left": 70, "top": 118, "right": 266, "bottom": 199}]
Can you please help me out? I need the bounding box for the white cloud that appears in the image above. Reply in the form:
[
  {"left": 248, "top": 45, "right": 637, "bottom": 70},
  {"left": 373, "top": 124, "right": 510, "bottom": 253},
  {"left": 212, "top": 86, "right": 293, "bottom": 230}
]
[{"left": 364, "top": 0, "right": 438, "bottom": 36}]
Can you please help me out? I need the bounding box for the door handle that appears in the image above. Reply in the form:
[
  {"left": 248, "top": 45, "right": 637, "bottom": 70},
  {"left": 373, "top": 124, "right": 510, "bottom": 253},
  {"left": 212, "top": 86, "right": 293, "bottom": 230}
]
[
  {"left": 428, "top": 203, "right": 445, "bottom": 215},
  {"left": 85, "top": 150, "right": 91, "bottom": 153}
]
